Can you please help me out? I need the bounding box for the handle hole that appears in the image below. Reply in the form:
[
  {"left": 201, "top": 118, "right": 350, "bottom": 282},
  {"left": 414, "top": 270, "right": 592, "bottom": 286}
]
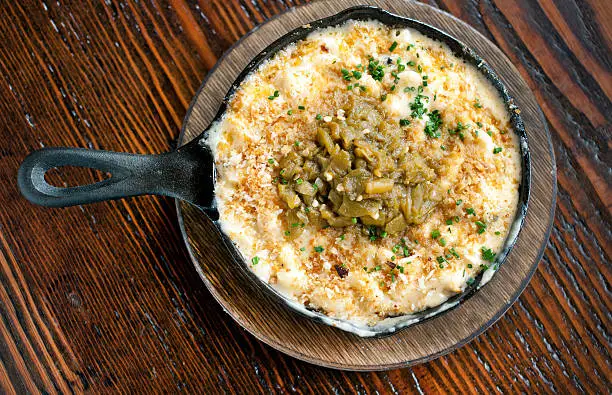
[{"left": 44, "top": 166, "right": 112, "bottom": 187}]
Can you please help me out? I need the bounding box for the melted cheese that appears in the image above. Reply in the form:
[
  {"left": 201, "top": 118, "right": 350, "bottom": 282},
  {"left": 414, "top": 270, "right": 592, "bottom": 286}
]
[{"left": 208, "top": 20, "right": 521, "bottom": 326}]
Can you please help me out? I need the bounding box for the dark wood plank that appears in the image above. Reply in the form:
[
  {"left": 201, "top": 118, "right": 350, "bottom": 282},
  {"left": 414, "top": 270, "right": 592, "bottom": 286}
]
[{"left": 0, "top": 0, "right": 609, "bottom": 392}]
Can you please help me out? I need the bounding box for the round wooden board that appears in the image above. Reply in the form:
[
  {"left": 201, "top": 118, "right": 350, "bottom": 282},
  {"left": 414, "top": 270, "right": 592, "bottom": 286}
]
[{"left": 176, "top": 0, "right": 556, "bottom": 370}]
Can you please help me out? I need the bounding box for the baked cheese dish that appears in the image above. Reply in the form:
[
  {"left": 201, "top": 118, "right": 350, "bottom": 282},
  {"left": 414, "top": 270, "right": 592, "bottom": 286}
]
[{"left": 207, "top": 20, "right": 521, "bottom": 326}]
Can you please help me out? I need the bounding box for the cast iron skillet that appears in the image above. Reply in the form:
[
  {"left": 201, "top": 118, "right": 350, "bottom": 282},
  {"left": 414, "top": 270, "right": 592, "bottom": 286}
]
[{"left": 17, "top": 6, "right": 530, "bottom": 337}]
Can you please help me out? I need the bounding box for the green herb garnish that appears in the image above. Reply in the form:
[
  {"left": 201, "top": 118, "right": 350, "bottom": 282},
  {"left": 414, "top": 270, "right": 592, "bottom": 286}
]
[
  {"left": 481, "top": 247, "right": 496, "bottom": 262},
  {"left": 424, "top": 109, "right": 442, "bottom": 138},
  {"left": 475, "top": 221, "right": 487, "bottom": 234},
  {"left": 367, "top": 57, "right": 385, "bottom": 81}
]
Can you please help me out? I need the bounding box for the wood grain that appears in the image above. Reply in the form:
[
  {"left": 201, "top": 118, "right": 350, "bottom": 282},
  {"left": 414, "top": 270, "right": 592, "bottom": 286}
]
[
  {"left": 178, "top": 0, "right": 554, "bottom": 370},
  {"left": 0, "top": 0, "right": 609, "bottom": 392}
]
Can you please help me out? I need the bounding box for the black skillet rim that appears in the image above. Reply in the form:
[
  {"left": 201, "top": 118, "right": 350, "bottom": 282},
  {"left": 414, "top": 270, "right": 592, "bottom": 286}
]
[{"left": 176, "top": 4, "right": 537, "bottom": 344}]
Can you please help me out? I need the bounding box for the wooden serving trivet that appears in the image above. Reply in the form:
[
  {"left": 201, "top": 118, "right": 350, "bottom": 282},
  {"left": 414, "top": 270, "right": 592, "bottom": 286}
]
[{"left": 176, "top": 0, "right": 555, "bottom": 370}]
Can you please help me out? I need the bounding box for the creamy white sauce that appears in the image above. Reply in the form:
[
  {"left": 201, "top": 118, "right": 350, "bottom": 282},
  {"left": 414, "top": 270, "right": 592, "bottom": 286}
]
[{"left": 207, "top": 20, "right": 521, "bottom": 333}]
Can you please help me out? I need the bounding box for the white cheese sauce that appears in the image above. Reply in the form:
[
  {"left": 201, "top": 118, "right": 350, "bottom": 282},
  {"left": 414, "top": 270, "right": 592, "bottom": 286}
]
[{"left": 207, "top": 20, "right": 521, "bottom": 327}]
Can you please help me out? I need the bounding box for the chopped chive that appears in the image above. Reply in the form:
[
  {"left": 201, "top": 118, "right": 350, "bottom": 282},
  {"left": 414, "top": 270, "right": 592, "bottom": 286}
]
[
  {"left": 339, "top": 234, "right": 345, "bottom": 241},
  {"left": 268, "top": 158, "right": 275, "bottom": 164},
  {"left": 456, "top": 199, "right": 463, "bottom": 205},
  {"left": 251, "top": 256, "right": 260, "bottom": 265},
  {"left": 431, "top": 229, "right": 441, "bottom": 239},
  {"left": 351, "top": 217, "right": 357, "bottom": 224},
  {"left": 399, "top": 119, "right": 411, "bottom": 126},
  {"left": 298, "top": 105, "right": 305, "bottom": 110},
  {"left": 475, "top": 221, "right": 487, "bottom": 234},
  {"left": 466, "top": 208, "right": 475, "bottom": 215},
  {"left": 389, "top": 41, "right": 398, "bottom": 52},
  {"left": 493, "top": 147, "right": 503, "bottom": 154},
  {"left": 314, "top": 246, "right": 324, "bottom": 253},
  {"left": 315, "top": 114, "right": 322, "bottom": 120},
  {"left": 481, "top": 247, "right": 496, "bottom": 262},
  {"left": 300, "top": 247, "right": 306, "bottom": 251},
  {"left": 287, "top": 109, "right": 293, "bottom": 115},
  {"left": 295, "top": 178, "right": 303, "bottom": 185}
]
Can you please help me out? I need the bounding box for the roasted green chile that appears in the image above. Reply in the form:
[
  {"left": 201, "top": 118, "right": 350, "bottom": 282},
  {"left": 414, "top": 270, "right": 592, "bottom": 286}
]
[{"left": 276, "top": 95, "right": 441, "bottom": 235}]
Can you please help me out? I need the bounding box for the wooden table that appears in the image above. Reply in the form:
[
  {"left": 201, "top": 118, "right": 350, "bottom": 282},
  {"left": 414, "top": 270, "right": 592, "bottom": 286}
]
[{"left": 0, "top": 0, "right": 609, "bottom": 392}]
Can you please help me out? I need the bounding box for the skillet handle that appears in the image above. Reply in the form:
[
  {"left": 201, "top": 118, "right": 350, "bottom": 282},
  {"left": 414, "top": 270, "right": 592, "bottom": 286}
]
[{"left": 17, "top": 140, "right": 216, "bottom": 213}]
